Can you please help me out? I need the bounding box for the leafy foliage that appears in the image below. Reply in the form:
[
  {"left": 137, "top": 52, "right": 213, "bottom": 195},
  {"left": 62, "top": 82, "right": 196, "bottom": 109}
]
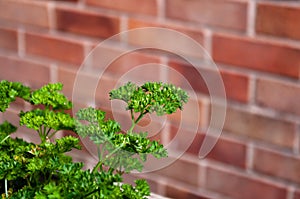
[
  {"left": 30, "top": 83, "right": 72, "bottom": 110},
  {"left": 75, "top": 107, "right": 167, "bottom": 173},
  {"left": 110, "top": 82, "right": 188, "bottom": 116},
  {"left": 110, "top": 82, "right": 189, "bottom": 133},
  {"left": 0, "top": 80, "right": 188, "bottom": 199},
  {"left": 0, "top": 80, "right": 30, "bottom": 112}
]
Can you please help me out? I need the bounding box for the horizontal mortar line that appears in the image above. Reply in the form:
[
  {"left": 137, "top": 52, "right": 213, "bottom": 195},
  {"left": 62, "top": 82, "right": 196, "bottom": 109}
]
[
  {"left": 256, "top": 30, "right": 300, "bottom": 46},
  {"left": 203, "top": 157, "right": 297, "bottom": 189},
  {"left": 139, "top": 171, "right": 232, "bottom": 199},
  {"left": 217, "top": 62, "right": 300, "bottom": 84},
  {"left": 208, "top": 128, "right": 296, "bottom": 157}
]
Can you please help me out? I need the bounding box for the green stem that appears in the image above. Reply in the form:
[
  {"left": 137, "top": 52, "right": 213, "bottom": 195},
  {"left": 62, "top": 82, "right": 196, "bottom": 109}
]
[
  {"left": 48, "top": 130, "right": 58, "bottom": 139},
  {"left": 92, "top": 144, "right": 124, "bottom": 174},
  {"left": 135, "top": 111, "right": 147, "bottom": 124},
  {"left": 46, "top": 127, "right": 52, "bottom": 137},
  {"left": 43, "top": 126, "right": 47, "bottom": 136},
  {"left": 128, "top": 111, "right": 147, "bottom": 133},
  {"left": 39, "top": 126, "right": 44, "bottom": 142},
  {"left": 5, "top": 179, "right": 8, "bottom": 198},
  {"left": 130, "top": 109, "right": 134, "bottom": 121},
  {"left": 0, "top": 135, "right": 10, "bottom": 144},
  {"left": 84, "top": 188, "right": 99, "bottom": 198}
]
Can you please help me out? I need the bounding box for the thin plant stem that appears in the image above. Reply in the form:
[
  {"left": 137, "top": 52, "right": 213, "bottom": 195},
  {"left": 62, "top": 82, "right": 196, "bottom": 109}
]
[
  {"left": 5, "top": 179, "right": 8, "bottom": 198},
  {"left": 48, "top": 130, "right": 58, "bottom": 139},
  {"left": 0, "top": 135, "right": 10, "bottom": 144}
]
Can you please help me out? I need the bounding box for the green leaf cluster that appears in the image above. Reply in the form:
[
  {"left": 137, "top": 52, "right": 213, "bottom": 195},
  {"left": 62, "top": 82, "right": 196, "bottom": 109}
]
[
  {"left": 0, "top": 80, "right": 30, "bottom": 112},
  {"left": 110, "top": 82, "right": 188, "bottom": 116},
  {"left": 75, "top": 107, "right": 167, "bottom": 173},
  {"left": 30, "top": 83, "right": 72, "bottom": 110},
  {"left": 0, "top": 80, "right": 188, "bottom": 198}
]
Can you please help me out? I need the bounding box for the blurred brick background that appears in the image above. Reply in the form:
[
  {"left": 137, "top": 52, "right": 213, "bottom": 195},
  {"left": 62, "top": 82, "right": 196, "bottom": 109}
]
[{"left": 0, "top": 0, "right": 300, "bottom": 198}]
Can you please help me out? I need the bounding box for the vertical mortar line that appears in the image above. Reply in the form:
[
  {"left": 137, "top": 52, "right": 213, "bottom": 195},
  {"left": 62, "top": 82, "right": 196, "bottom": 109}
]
[
  {"left": 162, "top": 121, "right": 170, "bottom": 147},
  {"left": 157, "top": 0, "right": 166, "bottom": 22},
  {"left": 198, "top": 159, "right": 208, "bottom": 189},
  {"left": 47, "top": 1, "right": 57, "bottom": 33},
  {"left": 17, "top": 28, "right": 25, "bottom": 58},
  {"left": 83, "top": 41, "right": 93, "bottom": 70},
  {"left": 247, "top": 0, "right": 257, "bottom": 37},
  {"left": 159, "top": 55, "right": 168, "bottom": 82},
  {"left": 50, "top": 63, "right": 58, "bottom": 83},
  {"left": 202, "top": 28, "right": 213, "bottom": 63},
  {"left": 78, "top": 0, "right": 86, "bottom": 9},
  {"left": 200, "top": 97, "right": 210, "bottom": 129},
  {"left": 120, "top": 14, "right": 128, "bottom": 44},
  {"left": 245, "top": 142, "right": 255, "bottom": 173},
  {"left": 294, "top": 125, "right": 300, "bottom": 155},
  {"left": 298, "top": 67, "right": 300, "bottom": 82},
  {"left": 156, "top": 178, "right": 167, "bottom": 196},
  {"left": 287, "top": 186, "right": 295, "bottom": 199},
  {"left": 248, "top": 73, "right": 257, "bottom": 106}
]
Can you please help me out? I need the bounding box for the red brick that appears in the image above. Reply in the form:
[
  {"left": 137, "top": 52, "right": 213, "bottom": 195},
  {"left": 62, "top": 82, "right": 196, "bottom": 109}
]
[
  {"left": 168, "top": 59, "right": 249, "bottom": 102},
  {"left": 153, "top": 157, "right": 200, "bottom": 186},
  {"left": 0, "top": 0, "right": 49, "bottom": 27},
  {"left": 165, "top": 184, "right": 209, "bottom": 199},
  {"left": 25, "top": 32, "right": 85, "bottom": 65},
  {"left": 215, "top": 106, "right": 296, "bottom": 149},
  {"left": 126, "top": 24, "right": 205, "bottom": 59},
  {"left": 123, "top": 174, "right": 161, "bottom": 194},
  {"left": 256, "top": 3, "right": 300, "bottom": 40},
  {"left": 167, "top": 97, "right": 208, "bottom": 129},
  {"left": 212, "top": 33, "right": 300, "bottom": 78},
  {"left": 206, "top": 167, "right": 287, "bottom": 199},
  {"left": 0, "top": 55, "right": 50, "bottom": 88},
  {"left": 57, "top": 66, "right": 95, "bottom": 102},
  {"left": 0, "top": 28, "right": 18, "bottom": 51},
  {"left": 166, "top": 0, "right": 247, "bottom": 31},
  {"left": 207, "top": 136, "right": 246, "bottom": 168},
  {"left": 256, "top": 78, "right": 300, "bottom": 116},
  {"left": 86, "top": 0, "right": 157, "bottom": 16},
  {"left": 169, "top": 126, "right": 246, "bottom": 168},
  {"left": 55, "top": 7, "right": 120, "bottom": 38},
  {"left": 253, "top": 148, "right": 300, "bottom": 184},
  {"left": 57, "top": 66, "right": 117, "bottom": 108},
  {"left": 58, "top": 0, "right": 78, "bottom": 2},
  {"left": 294, "top": 189, "right": 300, "bottom": 199},
  {"left": 90, "top": 47, "right": 161, "bottom": 81},
  {"left": 3, "top": 108, "right": 41, "bottom": 144},
  {"left": 128, "top": 19, "right": 204, "bottom": 46},
  {"left": 168, "top": 126, "right": 204, "bottom": 155}
]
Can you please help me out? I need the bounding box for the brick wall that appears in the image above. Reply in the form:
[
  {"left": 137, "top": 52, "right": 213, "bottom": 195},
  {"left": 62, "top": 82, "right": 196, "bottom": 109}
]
[{"left": 0, "top": 0, "right": 300, "bottom": 198}]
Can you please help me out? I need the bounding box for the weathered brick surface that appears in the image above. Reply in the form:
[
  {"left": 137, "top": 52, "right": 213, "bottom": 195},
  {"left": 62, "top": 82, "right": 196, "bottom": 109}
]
[
  {"left": 0, "top": 0, "right": 49, "bottom": 27},
  {"left": 217, "top": 106, "right": 296, "bottom": 149},
  {"left": 169, "top": 126, "right": 247, "bottom": 168},
  {"left": 55, "top": 7, "right": 120, "bottom": 38},
  {"left": 253, "top": 148, "right": 300, "bottom": 184},
  {"left": 166, "top": 0, "right": 247, "bottom": 31},
  {"left": 25, "top": 32, "right": 85, "bottom": 65},
  {"left": 0, "top": 27, "right": 18, "bottom": 51},
  {"left": 0, "top": 55, "right": 50, "bottom": 88},
  {"left": 154, "top": 157, "right": 200, "bottom": 186},
  {"left": 206, "top": 167, "right": 287, "bottom": 199},
  {"left": 86, "top": 0, "right": 158, "bottom": 16},
  {"left": 1, "top": 1, "right": 300, "bottom": 198},
  {"left": 256, "top": 2, "right": 300, "bottom": 40},
  {"left": 212, "top": 33, "right": 300, "bottom": 78},
  {"left": 165, "top": 184, "right": 210, "bottom": 199},
  {"left": 169, "top": 59, "right": 250, "bottom": 102},
  {"left": 256, "top": 78, "right": 300, "bottom": 116}
]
